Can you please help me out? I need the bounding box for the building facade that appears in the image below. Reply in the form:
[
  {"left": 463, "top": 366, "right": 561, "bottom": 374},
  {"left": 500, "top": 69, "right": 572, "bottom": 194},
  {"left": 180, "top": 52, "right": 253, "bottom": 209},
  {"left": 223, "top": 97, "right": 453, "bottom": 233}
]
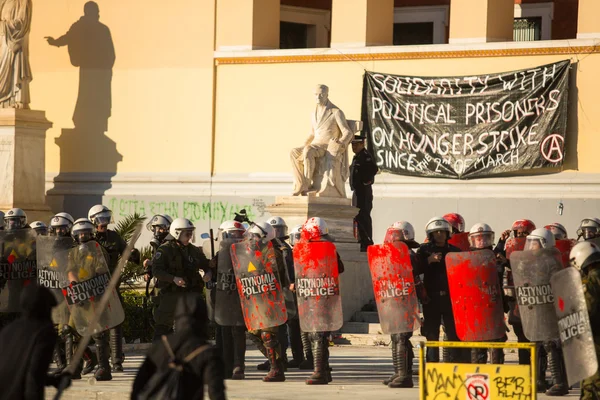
[{"left": 31, "top": 0, "right": 600, "bottom": 244}]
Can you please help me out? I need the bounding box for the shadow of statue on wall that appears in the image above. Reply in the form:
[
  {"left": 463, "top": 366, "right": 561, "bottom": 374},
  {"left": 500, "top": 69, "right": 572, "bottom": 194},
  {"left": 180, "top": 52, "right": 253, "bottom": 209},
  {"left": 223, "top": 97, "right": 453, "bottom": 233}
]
[{"left": 45, "top": 1, "right": 122, "bottom": 216}]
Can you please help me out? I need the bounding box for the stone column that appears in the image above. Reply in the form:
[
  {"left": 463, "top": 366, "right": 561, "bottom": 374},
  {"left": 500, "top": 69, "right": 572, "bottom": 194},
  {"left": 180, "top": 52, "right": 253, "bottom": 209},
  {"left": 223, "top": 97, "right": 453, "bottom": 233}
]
[
  {"left": 577, "top": 0, "right": 600, "bottom": 39},
  {"left": 0, "top": 109, "right": 53, "bottom": 221},
  {"left": 330, "top": 0, "right": 394, "bottom": 48},
  {"left": 449, "top": 0, "right": 514, "bottom": 43},
  {"left": 267, "top": 195, "right": 373, "bottom": 323},
  {"left": 216, "top": 0, "right": 280, "bottom": 51}
]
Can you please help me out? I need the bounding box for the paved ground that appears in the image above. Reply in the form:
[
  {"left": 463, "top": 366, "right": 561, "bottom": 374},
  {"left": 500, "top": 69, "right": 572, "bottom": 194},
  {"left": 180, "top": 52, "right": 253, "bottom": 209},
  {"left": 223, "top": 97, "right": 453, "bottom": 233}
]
[{"left": 46, "top": 344, "right": 580, "bottom": 400}]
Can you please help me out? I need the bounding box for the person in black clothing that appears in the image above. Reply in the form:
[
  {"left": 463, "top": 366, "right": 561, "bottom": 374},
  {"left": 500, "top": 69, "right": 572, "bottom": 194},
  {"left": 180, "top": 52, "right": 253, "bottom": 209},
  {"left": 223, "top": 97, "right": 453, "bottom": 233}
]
[
  {"left": 416, "top": 217, "right": 462, "bottom": 363},
  {"left": 0, "top": 285, "right": 71, "bottom": 400},
  {"left": 131, "top": 293, "right": 226, "bottom": 400},
  {"left": 350, "top": 135, "right": 379, "bottom": 252}
]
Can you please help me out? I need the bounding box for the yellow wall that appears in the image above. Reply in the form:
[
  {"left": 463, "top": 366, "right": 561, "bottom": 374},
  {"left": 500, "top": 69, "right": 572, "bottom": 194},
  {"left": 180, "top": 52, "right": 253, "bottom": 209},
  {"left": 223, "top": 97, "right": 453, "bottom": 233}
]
[
  {"left": 214, "top": 53, "right": 600, "bottom": 174},
  {"left": 30, "top": 0, "right": 216, "bottom": 175}
]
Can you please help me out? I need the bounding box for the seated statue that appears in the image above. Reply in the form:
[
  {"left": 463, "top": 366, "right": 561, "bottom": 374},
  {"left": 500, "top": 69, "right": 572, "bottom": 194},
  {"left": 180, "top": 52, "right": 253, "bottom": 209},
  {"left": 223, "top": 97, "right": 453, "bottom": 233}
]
[{"left": 290, "top": 84, "right": 359, "bottom": 198}]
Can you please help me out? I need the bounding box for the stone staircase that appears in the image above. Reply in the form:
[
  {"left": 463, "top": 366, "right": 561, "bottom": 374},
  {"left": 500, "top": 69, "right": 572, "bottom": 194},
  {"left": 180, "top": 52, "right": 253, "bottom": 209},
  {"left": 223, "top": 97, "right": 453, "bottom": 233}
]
[{"left": 336, "top": 311, "right": 519, "bottom": 347}]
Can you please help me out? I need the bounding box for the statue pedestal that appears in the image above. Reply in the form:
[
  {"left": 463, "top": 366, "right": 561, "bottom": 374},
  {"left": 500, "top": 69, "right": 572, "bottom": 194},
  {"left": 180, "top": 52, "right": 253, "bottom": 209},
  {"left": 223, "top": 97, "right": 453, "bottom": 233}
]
[
  {"left": 0, "top": 109, "right": 53, "bottom": 221},
  {"left": 267, "top": 195, "right": 374, "bottom": 323}
]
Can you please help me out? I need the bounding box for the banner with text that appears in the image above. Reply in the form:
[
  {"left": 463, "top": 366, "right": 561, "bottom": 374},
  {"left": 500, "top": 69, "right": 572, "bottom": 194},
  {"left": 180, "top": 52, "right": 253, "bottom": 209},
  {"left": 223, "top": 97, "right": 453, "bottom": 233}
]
[{"left": 361, "top": 60, "right": 570, "bottom": 179}]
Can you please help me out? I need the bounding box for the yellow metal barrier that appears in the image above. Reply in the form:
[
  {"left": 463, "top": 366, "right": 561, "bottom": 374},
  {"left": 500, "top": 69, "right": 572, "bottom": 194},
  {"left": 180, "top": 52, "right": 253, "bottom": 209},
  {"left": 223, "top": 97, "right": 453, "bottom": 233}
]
[{"left": 419, "top": 341, "right": 537, "bottom": 400}]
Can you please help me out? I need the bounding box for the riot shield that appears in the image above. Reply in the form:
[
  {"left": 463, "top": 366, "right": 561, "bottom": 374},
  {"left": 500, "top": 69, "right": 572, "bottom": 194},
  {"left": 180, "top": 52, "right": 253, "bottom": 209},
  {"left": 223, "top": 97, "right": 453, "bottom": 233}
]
[
  {"left": 551, "top": 267, "right": 599, "bottom": 386},
  {"left": 368, "top": 242, "right": 419, "bottom": 334},
  {"left": 506, "top": 237, "right": 527, "bottom": 260},
  {"left": 293, "top": 240, "right": 343, "bottom": 332},
  {"left": 36, "top": 236, "right": 73, "bottom": 325},
  {"left": 448, "top": 232, "right": 470, "bottom": 252},
  {"left": 510, "top": 248, "right": 563, "bottom": 341},
  {"left": 0, "top": 229, "right": 37, "bottom": 312},
  {"left": 446, "top": 250, "right": 506, "bottom": 341},
  {"left": 555, "top": 239, "right": 575, "bottom": 268},
  {"left": 215, "top": 239, "right": 245, "bottom": 327},
  {"left": 230, "top": 237, "right": 287, "bottom": 331},
  {"left": 59, "top": 241, "right": 125, "bottom": 336}
]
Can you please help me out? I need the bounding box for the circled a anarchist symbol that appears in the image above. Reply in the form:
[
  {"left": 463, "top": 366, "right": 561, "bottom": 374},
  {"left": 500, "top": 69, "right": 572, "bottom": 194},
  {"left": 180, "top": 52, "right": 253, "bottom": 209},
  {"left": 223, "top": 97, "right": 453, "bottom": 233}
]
[{"left": 541, "top": 134, "right": 564, "bottom": 163}]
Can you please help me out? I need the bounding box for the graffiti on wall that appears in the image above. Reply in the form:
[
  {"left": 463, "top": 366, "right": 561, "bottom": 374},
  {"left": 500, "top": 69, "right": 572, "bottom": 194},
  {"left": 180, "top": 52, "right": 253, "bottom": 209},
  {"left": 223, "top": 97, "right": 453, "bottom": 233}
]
[{"left": 106, "top": 197, "right": 271, "bottom": 224}]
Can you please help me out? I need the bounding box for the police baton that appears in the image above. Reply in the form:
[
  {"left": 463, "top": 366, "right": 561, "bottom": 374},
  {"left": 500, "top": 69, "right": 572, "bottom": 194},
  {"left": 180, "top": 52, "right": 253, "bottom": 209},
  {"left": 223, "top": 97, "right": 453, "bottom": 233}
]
[
  {"left": 53, "top": 222, "right": 143, "bottom": 400},
  {"left": 209, "top": 228, "right": 215, "bottom": 259}
]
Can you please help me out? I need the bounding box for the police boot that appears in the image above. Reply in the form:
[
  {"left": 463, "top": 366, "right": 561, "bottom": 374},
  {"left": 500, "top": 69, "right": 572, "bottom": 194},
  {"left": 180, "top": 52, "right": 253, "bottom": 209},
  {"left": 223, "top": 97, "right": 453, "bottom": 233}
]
[
  {"left": 491, "top": 348, "right": 505, "bottom": 364},
  {"left": 545, "top": 343, "right": 569, "bottom": 396},
  {"left": 232, "top": 328, "right": 246, "bottom": 380},
  {"left": 82, "top": 346, "right": 98, "bottom": 375},
  {"left": 64, "top": 334, "right": 82, "bottom": 380},
  {"left": 261, "top": 332, "right": 285, "bottom": 382},
  {"left": 109, "top": 325, "right": 124, "bottom": 372},
  {"left": 306, "top": 334, "right": 328, "bottom": 385},
  {"left": 51, "top": 339, "right": 66, "bottom": 376},
  {"left": 94, "top": 334, "right": 113, "bottom": 381},
  {"left": 383, "top": 334, "right": 400, "bottom": 385},
  {"left": 389, "top": 337, "right": 414, "bottom": 388},
  {"left": 298, "top": 331, "right": 314, "bottom": 370},
  {"left": 471, "top": 348, "right": 488, "bottom": 364},
  {"left": 537, "top": 343, "right": 548, "bottom": 392}
]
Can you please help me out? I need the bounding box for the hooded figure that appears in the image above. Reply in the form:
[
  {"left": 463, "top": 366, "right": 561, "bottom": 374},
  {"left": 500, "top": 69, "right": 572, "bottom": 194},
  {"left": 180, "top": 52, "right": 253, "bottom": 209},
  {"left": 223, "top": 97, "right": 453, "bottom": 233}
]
[
  {"left": 0, "top": 285, "right": 70, "bottom": 400},
  {"left": 131, "top": 293, "right": 226, "bottom": 400}
]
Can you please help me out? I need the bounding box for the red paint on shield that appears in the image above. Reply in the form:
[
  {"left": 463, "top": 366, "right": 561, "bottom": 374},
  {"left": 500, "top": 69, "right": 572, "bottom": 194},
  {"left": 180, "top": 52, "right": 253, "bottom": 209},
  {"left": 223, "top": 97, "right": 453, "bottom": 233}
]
[
  {"left": 293, "top": 240, "right": 343, "bottom": 332},
  {"left": 558, "top": 297, "right": 565, "bottom": 312},
  {"left": 449, "top": 232, "right": 470, "bottom": 251},
  {"left": 7, "top": 253, "right": 15, "bottom": 264},
  {"left": 367, "top": 242, "right": 420, "bottom": 334},
  {"left": 555, "top": 239, "right": 575, "bottom": 268},
  {"left": 446, "top": 250, "right": 505, "bottom": 341},
  {"left": 506, "top": 238, "right": 527, "bottom": 260}
]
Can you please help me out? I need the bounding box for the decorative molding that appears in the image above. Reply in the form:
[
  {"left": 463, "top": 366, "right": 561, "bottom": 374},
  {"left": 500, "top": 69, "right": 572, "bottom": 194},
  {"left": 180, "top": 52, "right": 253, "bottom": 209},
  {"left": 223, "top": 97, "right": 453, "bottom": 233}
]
[
  {"left": 514, "top": 2, "right": 554, "bottom": 41},
  {"left": 215, "top": 40, "right": 600, "bottom": 65},
  {"left": 394, "top": 5, "right": 449, "bottom": 45},
  {"left": 46, "top": 171, "right": 600, "bottom": 199}
]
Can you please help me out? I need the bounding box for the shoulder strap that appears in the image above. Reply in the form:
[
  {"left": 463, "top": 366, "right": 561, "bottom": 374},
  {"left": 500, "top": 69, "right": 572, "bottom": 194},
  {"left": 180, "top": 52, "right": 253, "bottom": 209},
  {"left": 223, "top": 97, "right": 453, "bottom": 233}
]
[
  {"left": 183, "top": 344, "right": 210, "bottom": 363},
  {"left": 162, "top": 335, "right": 211, "bottom": 364}
]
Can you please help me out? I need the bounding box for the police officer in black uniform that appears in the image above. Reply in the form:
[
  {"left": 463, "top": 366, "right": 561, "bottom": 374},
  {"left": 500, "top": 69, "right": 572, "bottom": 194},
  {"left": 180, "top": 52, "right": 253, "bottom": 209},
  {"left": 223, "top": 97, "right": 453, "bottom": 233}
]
[
  {"left": 88, "top": 205, "right": 131, "bottom": 373},
  {"left": 350, "top": 135, "right": 379, "bottom": 252}
]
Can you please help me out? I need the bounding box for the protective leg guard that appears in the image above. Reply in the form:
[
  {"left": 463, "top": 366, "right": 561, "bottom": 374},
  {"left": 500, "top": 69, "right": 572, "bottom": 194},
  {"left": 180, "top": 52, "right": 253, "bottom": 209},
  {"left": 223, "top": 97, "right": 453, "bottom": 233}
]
[
  {"left": 298, "top": 331, "right": 314, "bottom": 370},
  {"left": 261, "top": 331, "right": 285, "bottom": 382},
  {"left": 51, "top": 339, "right": 66, "bottom": 376},
  {"left": 93, "top": 333, "right": 113, "bottom": 381},
  {"left": 64, "top": 333, "right": 82, "bottom": 380},
  {"left": 389, "top": 334, "right": 414, "bottom": 388},
  {"left": 383, "top": 334, "right": 400, "bottom": 385},
  {"left": 306, "top": 332, "right": 328, "bottom": 385},
  {"left": 544, "top": 342, "right": 569, "bottom": 396},
  {"left": 109, "top": 325, "right": 124, "bottom": 372}
]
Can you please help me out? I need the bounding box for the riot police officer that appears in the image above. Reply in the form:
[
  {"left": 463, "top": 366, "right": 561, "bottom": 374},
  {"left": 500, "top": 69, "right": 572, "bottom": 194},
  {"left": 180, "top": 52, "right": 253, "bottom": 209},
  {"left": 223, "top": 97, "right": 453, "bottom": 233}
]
[
  {"left": 297, "top": 217, "right": 344, "bottom": 385},
  {"left": 245, "top": 221, "right": 291, "bottom": 383},
  {"left": 143, "top": 214, "right": 173, "bottom": 288},
  {"left": 4, "top": 208, "right": 29, "bottom": 231},
  {"left": 67, "top": 218, "right": 113, "bottom": 381},
  {"left": 570, "top": 241, "right": 600, "bottom": 399},
  {"left": 467, "top": 223, "right": 508, "bottom": 365},
  {"left": 416, "top": 217, "right": 462, "bottom": 363},
  {"left": 88, "top": 204, "right": 128, "bottom": 372},
  {"left": 577, "top": 218, "right": 600, "bottom": 242},
  {"left": 350, "top": 135, "right": 378, "bottom": 252},
  {"left": 289, "top": 224, "right": 314, "bottom": 371},
  {"left": 30, "top": 221, "right": 48, "bottom": 236},
  {"left": 381, "top": 221, "right": 424, "bottom": 388},
  {"left": 151, "top": 218, "right": 210, "bottom": 341},
  {"left": 210, "top": 220, "right": 247, "bottom": 380},
  {"left": 265, "top": 216, "right": 297, "bottom": 369}
]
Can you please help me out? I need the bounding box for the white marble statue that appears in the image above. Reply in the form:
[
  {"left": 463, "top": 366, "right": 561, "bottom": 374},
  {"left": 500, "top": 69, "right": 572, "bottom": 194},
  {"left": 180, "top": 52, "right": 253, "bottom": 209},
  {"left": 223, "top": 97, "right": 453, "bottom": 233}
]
[
  {"left": 290, "top": 84, "right": 355, "bottom": 198},
  {"left": 0, "top": 0, "right": 32, "bottom": 109}
]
